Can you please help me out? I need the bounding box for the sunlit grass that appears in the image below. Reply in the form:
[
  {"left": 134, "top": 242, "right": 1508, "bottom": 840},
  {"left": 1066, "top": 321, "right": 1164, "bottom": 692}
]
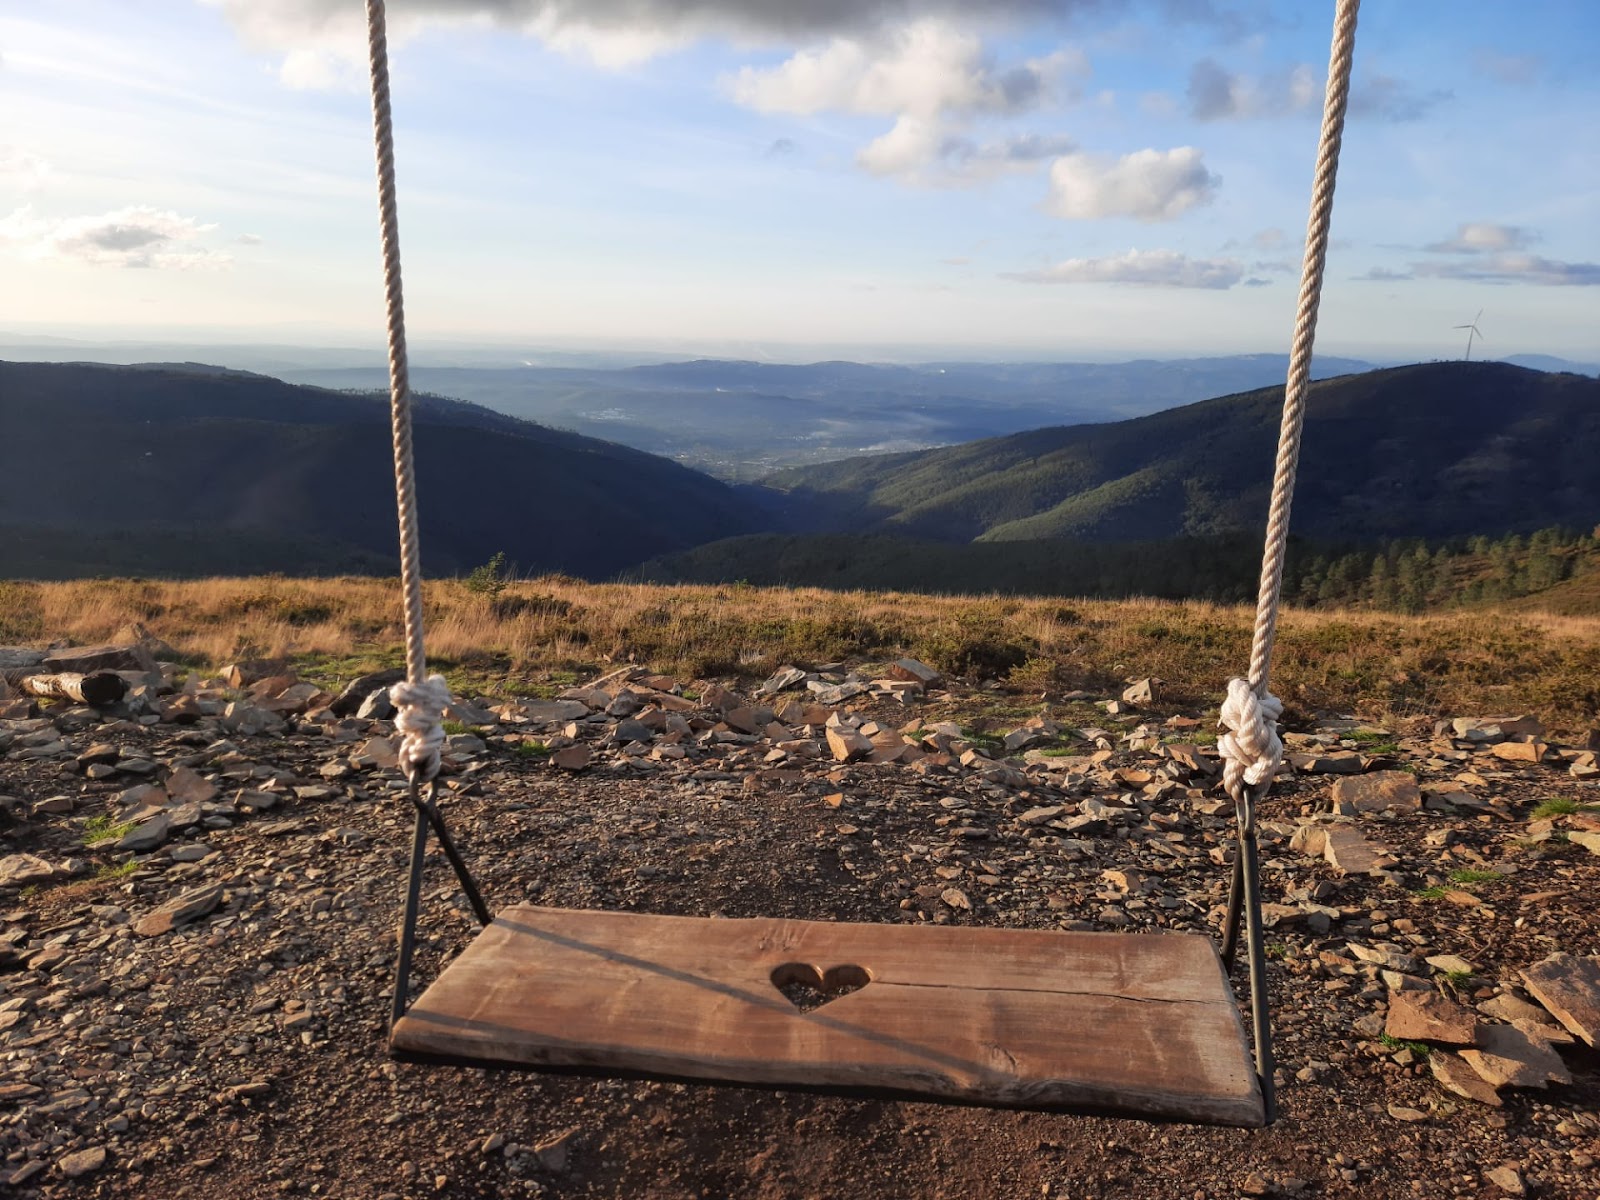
[{"left": 7, "top": 575, "right": 1600, "bottom": 733}]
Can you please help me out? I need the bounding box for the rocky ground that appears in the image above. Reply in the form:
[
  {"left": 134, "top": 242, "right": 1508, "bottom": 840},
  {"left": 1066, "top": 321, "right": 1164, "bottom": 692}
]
[{"left": 0, "top": 638, "right": 1598, "bottom": 1200}]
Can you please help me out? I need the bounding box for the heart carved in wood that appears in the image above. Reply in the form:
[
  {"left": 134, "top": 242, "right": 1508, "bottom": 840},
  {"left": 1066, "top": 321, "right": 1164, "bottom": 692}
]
[{"left": 769, "top": 962, "right": 871, "bottom": 1012}]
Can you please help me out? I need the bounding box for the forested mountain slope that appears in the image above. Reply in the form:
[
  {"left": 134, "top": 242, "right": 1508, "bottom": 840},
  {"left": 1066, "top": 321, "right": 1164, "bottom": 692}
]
[
  {"left": 760, "top": 363, "right": 1600, "bottom": 544},
  {"left": 0, "top": 361, "right": 759, "bottom": 578}
]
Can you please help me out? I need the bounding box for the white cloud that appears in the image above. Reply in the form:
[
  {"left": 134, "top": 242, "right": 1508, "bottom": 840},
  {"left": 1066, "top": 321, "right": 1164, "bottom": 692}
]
[
  {"left": 276, "top": 46, "right": 366, "bottom": 90},
  {"left": 1395, "top": 222, "right": 1597, "bottom": 282},
  {"left": 210, "top": 1, "right": 1085, "bottom": 55},
  {"left": 1007, "top": 248, "right": 1243, "bottom": 288},
  {"left": 1044, "top": 147, "right": 1218, "bottom": 222},
  {"left": 857, "top": 117, "right": 1075, "bottom": 184},
  {"left": 206, "top": 0, "right": 1106, "bottom": 74},
  {"left": 1186, "top": 58, "right": 1317, "bottom": 120},
  {"left": 0, "top": 205, "right": 230, "bottom": 269},
  {"left": 727, "top": 22, "right": 1083, "bottom": 119},
  {"left": 1181, "top": 60, "right": 1449, "bottom": 124},
  {"left": 1413, "top": 254, "right": 1600, "bottom": 286},
  {"left": 1425, "top": 222, "right": 1536, "bottom": 254},
  {"left": 724, "top": 21, "right": 1086, "bottom": 185},
  {"left": 0, "top": 146, "right": 53, "bottom": 191},
  {"left": 1359, "top": 229, "right": 1600, "bottom": 285}
]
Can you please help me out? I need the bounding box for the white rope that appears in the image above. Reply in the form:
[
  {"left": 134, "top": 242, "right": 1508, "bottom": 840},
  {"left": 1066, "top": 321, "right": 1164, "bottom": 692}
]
[
  {"left": 391, "top": 674, "right": 451, "bottom": 782},
  {"left": 1219, "top": 677, "right": 1284, "bottom": 801},
  {"left": 1222, "top": 0, "right": 1360, "bottom": 810},
  {"left": 364, "top": 0, "right": 455, "bottom": 781}
]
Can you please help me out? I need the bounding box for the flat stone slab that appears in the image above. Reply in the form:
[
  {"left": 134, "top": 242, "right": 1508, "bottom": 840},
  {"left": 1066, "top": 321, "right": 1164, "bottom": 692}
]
[
  {"left": 1331, "top": 771, "right": 1422, "bottom": 814},
  {"left": 1490, "top": 740, "right": 1549, "bottom": 763},
  {"left": 514, "top": 700, "right": 591, "bottom": 724},
  {"left": 56, "top": 1146, "right": 106, "bottom": 1178},
  {"left": 826, "top": 726, "right": 872, "bottom": 762},
  {"left": 330, "top": 667, "right": 407, "bottom": 715},
  {"left": 42, "top": 643, "right": 157, "bottom": 676},
  {"left": 134, "top": 883, "right": 224, "bottom": 937},
  {"left": 164, "top": 766, "right": 217, "bottom": 806},
  {"left": 0, "top": 853, "right": 56, "bottom": 888},
  {"left": 1460, "top": 1024, "right": 1572, "bottom": 1089},
  {"left": 0, "top": 648, "right": 46, "bottom": 672},
  {"left": 1429, "top": 1050, "right": 1502, "bottom": 1106},
  {"left": 1520, "top": 953, "right": 1600, "bottom": 1047},
  {"left": 1386, "top": 990, "right": 1478, "bottom": 1046},
  {"left": 116, "top": 814, "right": 170, "bottom": 852},
  {"left": 550, "top": 745, "right": 592, "bottom": 771},
  {"left": 1289, "top": 824, "right": 1326, "bottom": 856},
  {"left": 1289, "top": 751, "right": 1363, "bottom": 775},
  {"left": 1479, "top": 991, "right": 1548, "bottom": 1024},
  {"left": 1484, "top": 1165, "right": 1526, "bottom": 1196},
  {"left": 355, "top": 736, "right": 399, "bottom": 770},
  {"left": 1323, "top": 826, "right": 1383, "bottom": 875},
  {"left": 888, "top": 658, "right": 942, "bottom": 686}
]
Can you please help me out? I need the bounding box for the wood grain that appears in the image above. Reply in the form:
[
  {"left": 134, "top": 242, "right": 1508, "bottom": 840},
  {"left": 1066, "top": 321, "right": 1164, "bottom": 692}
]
[{"left": 392, "top": 905, "right": 1265, "bottom": 1127}]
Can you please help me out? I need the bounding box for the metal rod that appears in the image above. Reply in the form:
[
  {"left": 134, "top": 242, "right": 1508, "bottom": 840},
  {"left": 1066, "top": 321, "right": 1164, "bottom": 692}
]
[
  {"left": 1220, "top": 843, "right": 1245, "bottom": 970},
  {"left": 417, "top": 791, "right": 492, "bottom": 927},
  {"left": 390, "top": 801, "right": 430, "bottom": 1032},
  {"left": 1239, "top": 825, "right": 1277, "bottom": 1124}
]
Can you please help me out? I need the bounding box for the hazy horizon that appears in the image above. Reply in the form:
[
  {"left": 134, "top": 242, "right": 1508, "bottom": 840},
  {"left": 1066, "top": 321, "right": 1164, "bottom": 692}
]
[
  {"left": 2, "top": 2, "right": 1596, "bottom": 364},
  {"left": 3, "top": 323, "right": 1597, "bottom": 373}
]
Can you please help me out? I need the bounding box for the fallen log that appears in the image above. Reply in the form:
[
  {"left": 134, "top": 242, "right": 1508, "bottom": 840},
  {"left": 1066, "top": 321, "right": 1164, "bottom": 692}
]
[{"left": 20, "top": 671, "right": 128, "bottom": 707}]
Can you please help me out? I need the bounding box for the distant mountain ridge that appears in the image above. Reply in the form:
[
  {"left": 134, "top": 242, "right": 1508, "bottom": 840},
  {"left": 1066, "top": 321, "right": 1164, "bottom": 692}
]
[
  {"left": 6, "top": 358, "right": 1595, "bottom": 585},
  {"left": 272, "top": 352, "right": 1383, "bottom": 479},
  {"left": 759, "top": 363, "right": 1600, "bottom": 544},
  {"left": 0, "top": 361, "right": 759, "bottom": 579}
]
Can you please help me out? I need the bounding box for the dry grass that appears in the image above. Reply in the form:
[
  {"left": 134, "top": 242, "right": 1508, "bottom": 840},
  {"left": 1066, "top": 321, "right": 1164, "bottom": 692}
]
[{"left": 4, "top": 576, "right": 1599, "bottom": 733}]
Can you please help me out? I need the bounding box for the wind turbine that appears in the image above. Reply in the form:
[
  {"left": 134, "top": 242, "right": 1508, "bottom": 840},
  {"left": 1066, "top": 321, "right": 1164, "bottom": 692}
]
[{"left": 1453, "top": 309, "right": 1485, "bottom": 360}]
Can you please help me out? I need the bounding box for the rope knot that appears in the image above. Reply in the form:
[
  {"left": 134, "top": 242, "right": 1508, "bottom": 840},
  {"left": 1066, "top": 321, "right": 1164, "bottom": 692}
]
[
  {"left": 1218, "top": 677, "right": 1284, "bottom": 805},
  {"left": 389, "top": 674, "right": 452, "bottom": 783}
]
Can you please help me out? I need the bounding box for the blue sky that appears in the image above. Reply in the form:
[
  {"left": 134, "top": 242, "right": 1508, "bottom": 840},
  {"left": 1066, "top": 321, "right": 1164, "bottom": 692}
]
[{"left": 1, "top": 0, "right": 1596, "bottom": 361}]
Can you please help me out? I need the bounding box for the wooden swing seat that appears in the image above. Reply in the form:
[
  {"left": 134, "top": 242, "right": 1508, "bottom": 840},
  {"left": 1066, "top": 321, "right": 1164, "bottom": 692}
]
[{"left": 390, "top": 905, "right": 1266, "bottom": 1127}]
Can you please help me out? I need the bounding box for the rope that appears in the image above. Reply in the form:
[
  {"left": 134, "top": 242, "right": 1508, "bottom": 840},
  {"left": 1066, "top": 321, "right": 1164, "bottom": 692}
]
[
  {"left": 365, "top": 0, "right": 454, "bottom": 783},
  {"left": 1218, "top": 678, "right": 1284, "bottom": 802},
  {"left": 1221, "top": 0, "right": 1360, "bottom": 813},
  {"left": 391, "top": 674, "right": 452, "bottom": 782}
]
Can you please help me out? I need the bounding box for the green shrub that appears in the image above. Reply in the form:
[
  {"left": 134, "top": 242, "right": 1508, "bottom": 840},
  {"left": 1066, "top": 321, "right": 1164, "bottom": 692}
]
[
  {"left": 914, "top": 613, "right": 1033, "bottom": 679},
  {"left": 464, "top": 552, "right": 510, "bottom": 598}
]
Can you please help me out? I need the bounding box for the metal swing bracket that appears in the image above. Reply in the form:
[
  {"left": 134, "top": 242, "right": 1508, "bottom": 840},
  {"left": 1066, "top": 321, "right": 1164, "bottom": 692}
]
[
  {"left": 1219, "top": 784, "right": 1277, "bottom": 1125},
  {"left": 389, "top": 778, "right": 494, "bottom": 1035}
]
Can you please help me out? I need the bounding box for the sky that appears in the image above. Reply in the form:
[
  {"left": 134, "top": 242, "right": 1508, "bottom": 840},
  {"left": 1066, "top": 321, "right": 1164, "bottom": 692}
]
[{"left": 1, "top": 0, "right": 1597, "bottom": 362}]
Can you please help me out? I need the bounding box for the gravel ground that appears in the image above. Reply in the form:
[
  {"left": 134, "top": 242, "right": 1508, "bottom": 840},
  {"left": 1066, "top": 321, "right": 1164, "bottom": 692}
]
[{"left": 1, "top": 655, "right": 1597, "bottom": 1199}]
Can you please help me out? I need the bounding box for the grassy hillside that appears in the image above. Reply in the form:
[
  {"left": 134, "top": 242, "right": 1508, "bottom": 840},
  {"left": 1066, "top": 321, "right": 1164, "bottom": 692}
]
[
  {"left": 761, "top": 363, "right": 1600, "bottom": 544},
  {"left": 6, "top": 575, "right": 1600, "bottom": 733},
  {"left": 0, "top": 361, "right": 759, "bottom": 580}
]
